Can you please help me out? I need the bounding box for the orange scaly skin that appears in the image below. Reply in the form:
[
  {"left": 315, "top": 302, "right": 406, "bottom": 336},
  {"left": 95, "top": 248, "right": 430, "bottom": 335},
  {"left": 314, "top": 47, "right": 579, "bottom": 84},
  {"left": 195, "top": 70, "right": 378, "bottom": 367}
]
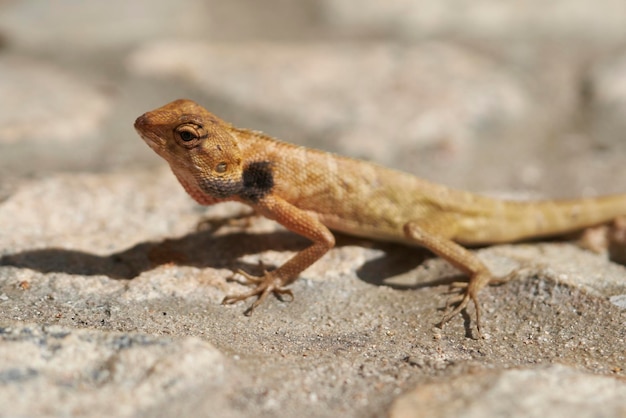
[{"left": 135, "top": 99, "right": 626, "bottom": 332}]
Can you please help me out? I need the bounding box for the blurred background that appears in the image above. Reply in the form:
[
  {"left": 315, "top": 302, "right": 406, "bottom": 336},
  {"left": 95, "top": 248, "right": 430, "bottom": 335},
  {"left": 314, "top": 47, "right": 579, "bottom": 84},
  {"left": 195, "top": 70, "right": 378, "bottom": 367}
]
[{"left": 1, "top": 0, "right": 626, "bottom": 196}]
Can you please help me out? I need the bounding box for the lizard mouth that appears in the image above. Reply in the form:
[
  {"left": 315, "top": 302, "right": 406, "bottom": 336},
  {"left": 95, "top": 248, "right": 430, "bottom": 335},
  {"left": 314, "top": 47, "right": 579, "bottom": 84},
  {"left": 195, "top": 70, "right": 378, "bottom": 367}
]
[{"left": 134, "top": 114, "right": 164, "bottom": 148}]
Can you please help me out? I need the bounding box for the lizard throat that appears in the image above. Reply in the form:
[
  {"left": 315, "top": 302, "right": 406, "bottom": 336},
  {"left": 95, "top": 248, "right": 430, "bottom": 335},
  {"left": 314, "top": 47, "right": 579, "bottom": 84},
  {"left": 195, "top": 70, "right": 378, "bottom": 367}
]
[
  {"left": 194, "top": 161, "right": 276, "bottom": 202},
  {"left": 197, "top": 176, "right": 244, "bottom": 199}
]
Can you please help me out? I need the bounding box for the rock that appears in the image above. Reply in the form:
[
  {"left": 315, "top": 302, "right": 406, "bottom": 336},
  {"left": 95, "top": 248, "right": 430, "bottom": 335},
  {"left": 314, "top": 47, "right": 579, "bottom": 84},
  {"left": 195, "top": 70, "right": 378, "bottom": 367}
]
[
  {"left": 321, "top": 0, "right": 626, "bottom": 42},
  {"left": 0, "top": 324, "right": 237, "bottom": 418},
  {"left": 0, "top": 169, "right": 203, "bottom": 253},
  {"left": 590, "top": 52, "right": 626, "bottom": 109},
  {"left": 0, "top": 0, "right": 212, "bottom": 50},
  {"left": 492, "top": 243, "right": 626, "bottom": 299},
  {"left": 586, "top": 51, "right": 626, "bottom": 149},
  {"left": 390, "top": 364, "right": 626, "bottom": 418},
  {"left": 0, "top": 56, "right": 110, "bottom": 143},
  {"left": 1, "top": 169, "right": 625, "bottom": 418},
  {"left": 610, "top": 294, "right": 626, "bottom": 309}
]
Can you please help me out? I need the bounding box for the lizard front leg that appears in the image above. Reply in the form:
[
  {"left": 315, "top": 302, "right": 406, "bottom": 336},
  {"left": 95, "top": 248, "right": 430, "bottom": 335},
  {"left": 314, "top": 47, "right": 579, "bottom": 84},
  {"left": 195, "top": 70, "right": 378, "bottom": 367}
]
[
  {"left": 222, "top": 195, "right": 335, "bottom": 315},
  {"left": 403, "top": 216, "right": 493, "bottom": 333}
]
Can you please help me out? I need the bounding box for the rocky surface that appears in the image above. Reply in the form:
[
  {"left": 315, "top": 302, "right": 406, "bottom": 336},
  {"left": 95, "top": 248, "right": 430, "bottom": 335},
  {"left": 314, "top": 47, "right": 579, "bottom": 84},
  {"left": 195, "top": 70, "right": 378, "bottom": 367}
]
[
  {"left": 321, "top": 0, "right": 626, "bottom": 42},
  {"left": 390, "top": 364, "right": 626, "bottom": 418},
  {"left": 0, "top": 324, "right": 234, "bottom": 418},
  {"left": 0, "top": 1, "right": 625, "bottom": 417}
]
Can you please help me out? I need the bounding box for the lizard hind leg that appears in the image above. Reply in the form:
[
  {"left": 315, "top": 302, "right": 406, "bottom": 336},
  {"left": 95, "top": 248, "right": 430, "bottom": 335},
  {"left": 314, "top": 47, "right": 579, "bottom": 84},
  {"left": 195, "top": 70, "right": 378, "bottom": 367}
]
[{"left": 403, "top": 219, "right": 493, "bottom": 335}]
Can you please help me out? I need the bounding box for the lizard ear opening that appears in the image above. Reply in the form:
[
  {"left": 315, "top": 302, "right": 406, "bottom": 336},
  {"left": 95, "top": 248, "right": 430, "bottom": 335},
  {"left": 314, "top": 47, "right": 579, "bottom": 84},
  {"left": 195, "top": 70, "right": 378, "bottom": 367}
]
[{"left": 215, "top": 162, "right": 228, "bottom": 173}]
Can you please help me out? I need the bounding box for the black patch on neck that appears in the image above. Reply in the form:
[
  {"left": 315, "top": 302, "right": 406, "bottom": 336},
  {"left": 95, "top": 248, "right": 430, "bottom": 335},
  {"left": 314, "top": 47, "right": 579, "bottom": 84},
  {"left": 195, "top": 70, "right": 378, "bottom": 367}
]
[{"left": 241, "top": 161, "right": 274, "bottom": 202}]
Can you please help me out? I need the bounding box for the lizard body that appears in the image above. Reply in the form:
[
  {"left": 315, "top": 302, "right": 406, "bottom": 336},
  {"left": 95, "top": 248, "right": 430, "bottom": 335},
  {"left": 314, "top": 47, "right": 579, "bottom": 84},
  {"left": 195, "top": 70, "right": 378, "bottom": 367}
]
[{"left": 135, "top": 99, "right": 626, "bottom": 330}]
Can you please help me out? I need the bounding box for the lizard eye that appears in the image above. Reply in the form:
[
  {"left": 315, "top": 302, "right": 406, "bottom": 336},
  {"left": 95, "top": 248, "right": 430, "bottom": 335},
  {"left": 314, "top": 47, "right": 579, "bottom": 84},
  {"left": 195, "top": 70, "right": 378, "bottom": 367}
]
[
  {"left": 179, "top": 130, "right": 195, "bottom": 142},
  {"left": 174, "top": 123, "right": 203, "bottom": 147},
  {"left": 215, "top": 162, "right": 227, "bottom": 173}
]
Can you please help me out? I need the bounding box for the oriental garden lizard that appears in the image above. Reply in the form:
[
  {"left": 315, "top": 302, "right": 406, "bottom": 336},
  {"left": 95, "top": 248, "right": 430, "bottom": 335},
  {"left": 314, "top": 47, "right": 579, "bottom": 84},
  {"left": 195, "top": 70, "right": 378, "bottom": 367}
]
[{"left": 134, "top": 99, "right": 626, "bottom": 332}]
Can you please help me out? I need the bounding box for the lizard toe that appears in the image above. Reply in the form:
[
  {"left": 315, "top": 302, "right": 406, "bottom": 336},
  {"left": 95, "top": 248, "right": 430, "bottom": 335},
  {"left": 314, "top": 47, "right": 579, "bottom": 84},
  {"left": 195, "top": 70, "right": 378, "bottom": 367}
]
[{"left": 222, "top": 269, "right": 294, "bottom": 315}]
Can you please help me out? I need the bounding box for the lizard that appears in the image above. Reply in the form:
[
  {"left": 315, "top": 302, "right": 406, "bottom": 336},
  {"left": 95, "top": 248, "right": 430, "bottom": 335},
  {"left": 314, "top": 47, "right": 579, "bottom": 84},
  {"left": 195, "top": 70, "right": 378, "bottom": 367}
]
[{"left": 134, "top": 99, "right": 626, "bottom": 332}]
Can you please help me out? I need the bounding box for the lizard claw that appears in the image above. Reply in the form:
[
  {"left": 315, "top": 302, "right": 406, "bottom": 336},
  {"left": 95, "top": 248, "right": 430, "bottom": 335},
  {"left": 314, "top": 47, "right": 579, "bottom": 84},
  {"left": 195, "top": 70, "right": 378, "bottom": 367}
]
[
  {"left": 222, "top": 268, "right": 293, "bottom": 315},
  {"left": 227, "top": 260, "right": 269, "bottom": 285},
  {"left": 438, "top": 289, "right": 480, "bottom": 333},
  {"left": 437, "top": 272, "right": 493, "bottom": 337},
  {"left": 231, "top": 268, "right": 266, "bottom": 285}
]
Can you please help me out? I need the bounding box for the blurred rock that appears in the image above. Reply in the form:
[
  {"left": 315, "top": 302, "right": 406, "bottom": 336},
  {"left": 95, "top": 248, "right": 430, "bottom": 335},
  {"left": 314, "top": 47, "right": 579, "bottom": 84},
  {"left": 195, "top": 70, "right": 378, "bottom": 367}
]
[
  {"left": 0, "top": 56, "right": 110, "bottom": 143},
  {"left": 390, "top": 364, "right": 626, "bottom": 418},
  {"left": 0, "top": 169, "right": 201, "bottom": 252},
  {"left": 321, "top": 0, "right": 626, "bottom": 42},
  {"left": 586, "top": 51, "right": 626, "bottom": 148},
  {"left": 0, "top": 324, "right": 236, "bottom": 418},
  {"left": 0, "top": 0, "right": 212, "bottom": 50}
]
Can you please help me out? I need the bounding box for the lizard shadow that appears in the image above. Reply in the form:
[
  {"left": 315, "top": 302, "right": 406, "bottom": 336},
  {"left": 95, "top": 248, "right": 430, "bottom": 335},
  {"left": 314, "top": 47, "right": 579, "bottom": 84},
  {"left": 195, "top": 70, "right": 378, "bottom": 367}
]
[
  {"left": 336, "top": 234, "right": 462, "bottom": 289},
  {"left": 0, "top": 229, "right": 308, "bottom": 280},
  {"left": 1, "top": 220, "right": 458, "bottom": 289}
]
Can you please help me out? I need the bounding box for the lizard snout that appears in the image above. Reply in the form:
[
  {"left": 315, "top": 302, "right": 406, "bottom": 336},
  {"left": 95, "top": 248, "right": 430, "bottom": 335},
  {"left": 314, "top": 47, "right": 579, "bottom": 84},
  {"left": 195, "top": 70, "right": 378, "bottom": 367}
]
[{"left": 134, "top": 114, "right": 149, "bottom": 131}]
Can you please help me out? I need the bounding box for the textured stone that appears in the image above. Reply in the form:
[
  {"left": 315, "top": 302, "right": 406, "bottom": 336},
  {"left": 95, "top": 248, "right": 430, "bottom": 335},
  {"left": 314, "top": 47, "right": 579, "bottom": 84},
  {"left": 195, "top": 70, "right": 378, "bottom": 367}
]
[
  {"left": 0, "top": 169, "right": 203, "bottom": 252},
  {"left": 0, "top": 324, "right": 232, "bottom": 418},
  {"left": 1, "top": 170, "right": 625, "bottom": 418},
  {"left": 390, "top": 365, "right": 626, "bottom": 418}
]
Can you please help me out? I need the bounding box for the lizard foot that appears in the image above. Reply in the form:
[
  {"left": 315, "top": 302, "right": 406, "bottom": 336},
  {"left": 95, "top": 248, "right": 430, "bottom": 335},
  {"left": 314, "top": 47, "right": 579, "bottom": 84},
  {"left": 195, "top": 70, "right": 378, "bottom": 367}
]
[
  {"left": 222, "top": 268, "right": 293, "bottom": 316},
  {"left": 437, "top": 271, "right": 493, "bottom": 336}
]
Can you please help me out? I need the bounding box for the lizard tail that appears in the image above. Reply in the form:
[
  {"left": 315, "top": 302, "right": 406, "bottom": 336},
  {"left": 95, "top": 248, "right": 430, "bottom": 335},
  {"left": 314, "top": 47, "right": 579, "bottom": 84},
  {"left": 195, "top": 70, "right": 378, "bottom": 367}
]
[
  {"left": 505, "top": 194, "right": 626, "bottom": 241},
  {"left": 457, "top": 193, "right": 626, "bottom": 245}
]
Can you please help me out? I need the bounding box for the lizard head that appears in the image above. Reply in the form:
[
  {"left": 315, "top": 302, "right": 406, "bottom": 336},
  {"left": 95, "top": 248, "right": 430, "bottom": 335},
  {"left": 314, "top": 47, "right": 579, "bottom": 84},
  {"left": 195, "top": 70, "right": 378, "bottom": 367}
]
[{"left": 134, "top": 99, "right": 244, "bottom": 198}]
